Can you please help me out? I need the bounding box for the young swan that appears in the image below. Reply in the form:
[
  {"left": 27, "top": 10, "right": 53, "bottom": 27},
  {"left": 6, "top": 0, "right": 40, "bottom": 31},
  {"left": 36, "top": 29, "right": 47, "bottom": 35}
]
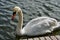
[{"left": 11, "top": 6, "right": 60, "bottom": 36}]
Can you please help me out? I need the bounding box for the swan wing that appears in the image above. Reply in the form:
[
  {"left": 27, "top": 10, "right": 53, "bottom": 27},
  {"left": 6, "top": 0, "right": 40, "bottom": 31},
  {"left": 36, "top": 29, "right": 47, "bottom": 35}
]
[
  {"left": 25, "top": 17, "right": 50, "bottom": 27},
  {"left": 23, "top": 20, "right": 51, "bottom": 36}
]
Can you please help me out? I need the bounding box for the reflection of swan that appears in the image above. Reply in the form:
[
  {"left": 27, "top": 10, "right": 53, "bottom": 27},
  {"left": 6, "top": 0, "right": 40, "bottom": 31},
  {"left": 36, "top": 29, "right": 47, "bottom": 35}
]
[{"left": 11, "top": 6, "right": 60, "bottom": 36}]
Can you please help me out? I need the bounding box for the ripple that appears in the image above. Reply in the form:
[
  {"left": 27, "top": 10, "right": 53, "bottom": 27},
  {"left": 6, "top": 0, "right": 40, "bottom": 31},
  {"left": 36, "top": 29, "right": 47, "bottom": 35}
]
[{"left": 0, "top": 34, "right": 5, "bottom": 40}]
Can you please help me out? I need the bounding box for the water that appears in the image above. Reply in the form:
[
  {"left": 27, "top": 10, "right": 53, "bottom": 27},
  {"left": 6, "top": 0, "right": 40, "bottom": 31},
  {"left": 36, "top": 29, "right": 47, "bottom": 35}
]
[{"left": 0, "top": 0, "right": 60, "bottom": 40}]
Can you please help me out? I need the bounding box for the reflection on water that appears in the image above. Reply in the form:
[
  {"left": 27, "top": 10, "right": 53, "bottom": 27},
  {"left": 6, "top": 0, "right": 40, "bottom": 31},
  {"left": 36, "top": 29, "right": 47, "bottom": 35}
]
[{"left": 0, "top": 0, "right": 60, "bottom": 40}]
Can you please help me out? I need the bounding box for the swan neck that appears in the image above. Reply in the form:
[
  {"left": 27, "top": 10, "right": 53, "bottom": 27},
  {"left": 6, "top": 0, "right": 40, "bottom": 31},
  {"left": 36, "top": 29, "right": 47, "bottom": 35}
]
[
  {"left": 16, "top": 10, "right": 23, "bottom": 35},
  {"left": 18, "top": 11, "right": 23, "bottom": 30}
]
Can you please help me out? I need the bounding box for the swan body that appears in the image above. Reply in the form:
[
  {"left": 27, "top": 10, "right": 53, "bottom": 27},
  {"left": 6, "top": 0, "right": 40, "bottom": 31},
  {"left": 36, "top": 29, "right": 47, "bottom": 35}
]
[
  {"left": 12, "top": 6, "right": 60, "bottom": 36},
  {"left": 21, "top": 17, "right": 59, "bottom": 36}
]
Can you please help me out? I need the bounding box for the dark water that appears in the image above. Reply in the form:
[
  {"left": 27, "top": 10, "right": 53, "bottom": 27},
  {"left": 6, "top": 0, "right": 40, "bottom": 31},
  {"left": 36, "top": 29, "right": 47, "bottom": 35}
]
[{"left": 0, "top": 0, "right": 60, "bottom": 40}]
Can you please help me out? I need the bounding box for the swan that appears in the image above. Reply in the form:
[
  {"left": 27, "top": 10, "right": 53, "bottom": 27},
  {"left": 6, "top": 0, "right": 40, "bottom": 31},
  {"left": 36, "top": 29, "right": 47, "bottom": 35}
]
[{"left": 11, "top": 6, "right": 60, "bottom": 36}]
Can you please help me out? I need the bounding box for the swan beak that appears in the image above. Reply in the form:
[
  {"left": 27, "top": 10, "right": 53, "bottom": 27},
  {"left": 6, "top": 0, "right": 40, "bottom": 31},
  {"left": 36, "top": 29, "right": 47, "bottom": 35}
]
[{"left": 11, "top": 12, "right": 16, "bottom": 20}]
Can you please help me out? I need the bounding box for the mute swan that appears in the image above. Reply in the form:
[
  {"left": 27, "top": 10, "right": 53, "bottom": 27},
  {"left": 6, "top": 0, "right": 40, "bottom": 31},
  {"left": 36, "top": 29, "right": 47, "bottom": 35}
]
[{"left": 11, "top": 6, "right": 60, "bottom": 36}]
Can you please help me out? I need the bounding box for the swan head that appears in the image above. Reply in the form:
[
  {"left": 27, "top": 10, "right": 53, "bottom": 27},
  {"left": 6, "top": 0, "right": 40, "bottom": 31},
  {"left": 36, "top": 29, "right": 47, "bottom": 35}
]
[
  {"left": 11, "top": 6, "right": 22, "bottom": 20},
  {"left": 13, "top": 6, "right": 22, "bottom": 12}
]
